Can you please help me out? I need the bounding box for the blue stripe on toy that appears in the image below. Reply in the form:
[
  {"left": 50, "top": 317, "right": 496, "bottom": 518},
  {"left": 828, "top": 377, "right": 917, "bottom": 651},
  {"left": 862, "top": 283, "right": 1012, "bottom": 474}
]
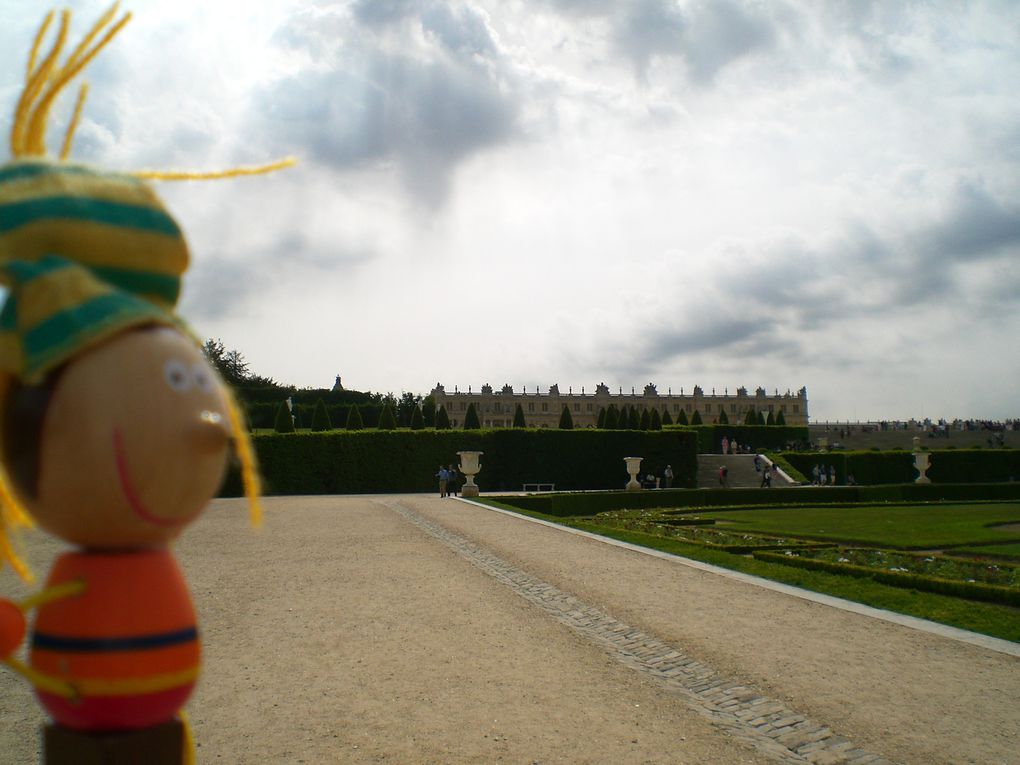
[{"left": 32, "top": 626, "right": 199, "bottom": 652}]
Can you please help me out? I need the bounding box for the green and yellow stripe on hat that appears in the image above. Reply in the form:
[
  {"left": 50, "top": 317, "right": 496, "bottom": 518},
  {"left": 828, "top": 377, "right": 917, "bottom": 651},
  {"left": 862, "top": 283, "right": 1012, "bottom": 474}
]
[
  {"left": 0, "top": 159, "right": 189, "bottom": 309},
  {"left": 0, "top": 254, "right": 181, "bottom": 385}
]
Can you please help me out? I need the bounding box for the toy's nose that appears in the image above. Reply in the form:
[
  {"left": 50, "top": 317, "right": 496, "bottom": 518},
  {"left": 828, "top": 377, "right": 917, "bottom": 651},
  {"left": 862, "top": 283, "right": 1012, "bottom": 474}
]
[{"left": 193, "top": 410, "right": 231, "bottom": 452}]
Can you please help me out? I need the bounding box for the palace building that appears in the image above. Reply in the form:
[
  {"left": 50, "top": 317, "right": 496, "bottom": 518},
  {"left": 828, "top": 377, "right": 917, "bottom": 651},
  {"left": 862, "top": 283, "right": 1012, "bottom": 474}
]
[{"left": 430, "top": 382, "right": 808, "bottom": 429}]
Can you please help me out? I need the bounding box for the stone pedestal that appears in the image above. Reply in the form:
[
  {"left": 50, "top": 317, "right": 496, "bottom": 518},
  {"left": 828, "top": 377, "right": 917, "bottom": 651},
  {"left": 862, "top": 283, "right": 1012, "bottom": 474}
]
[
  {"left": 457, "top": 450, "right": 483, "bottom": 497},
  {"left": 624, "top": 457, "right": 642, "bottom": 492},
  {"left": 913, "top": 437, "right": 932, "bottom": 484}
]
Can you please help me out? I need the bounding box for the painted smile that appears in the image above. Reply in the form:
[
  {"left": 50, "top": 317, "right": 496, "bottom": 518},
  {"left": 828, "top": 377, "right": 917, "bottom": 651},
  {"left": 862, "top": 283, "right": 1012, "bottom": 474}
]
[{"left": 113, "top": 427, "right": 201, "bottom": 528}]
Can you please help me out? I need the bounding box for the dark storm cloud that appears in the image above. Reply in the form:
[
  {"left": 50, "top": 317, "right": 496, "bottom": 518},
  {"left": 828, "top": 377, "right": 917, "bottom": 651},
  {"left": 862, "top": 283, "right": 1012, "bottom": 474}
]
[{"left": 257, "top": 3, "right": 521, "bottom": 206}]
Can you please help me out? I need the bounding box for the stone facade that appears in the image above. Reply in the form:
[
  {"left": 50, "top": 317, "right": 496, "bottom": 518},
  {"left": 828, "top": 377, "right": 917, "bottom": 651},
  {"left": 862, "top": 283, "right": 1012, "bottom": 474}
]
[{"left": 430, "top": 382, "right": 808, "bottom": 429}]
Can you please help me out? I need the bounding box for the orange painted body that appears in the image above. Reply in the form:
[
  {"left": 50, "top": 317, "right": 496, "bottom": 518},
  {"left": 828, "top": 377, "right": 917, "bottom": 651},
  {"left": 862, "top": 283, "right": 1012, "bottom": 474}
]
[{"left": 30, "top": 549, "right": 200, "bottom": 731}]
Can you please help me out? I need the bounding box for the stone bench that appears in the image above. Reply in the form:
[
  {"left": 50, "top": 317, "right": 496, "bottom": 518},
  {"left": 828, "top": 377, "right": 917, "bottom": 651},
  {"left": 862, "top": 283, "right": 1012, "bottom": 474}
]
[{"left": 522, "top": 482, "right": 556, "bottom": 492}]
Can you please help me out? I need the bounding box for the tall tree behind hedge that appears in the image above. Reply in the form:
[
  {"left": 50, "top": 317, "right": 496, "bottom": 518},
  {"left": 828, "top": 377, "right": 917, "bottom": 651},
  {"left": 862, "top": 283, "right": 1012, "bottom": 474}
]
[
  {"left": 463, "top": 403, "right": 480, "bottom": 429},
  {"left": 378, "top": 403, "right": 397, "bottom": 430},
  {"left": 311, "top": 398, "right": 332, "bottom": 432},
  {"left": 605, "top": 404, "right": 620, "bottom": 429},
  {"left": 717, "top": 408, "right": 729, "bottom": 425},
  {"left": 744, "top": 408, "right": 758, "bottom": 425},
  {"left": 776, "top": 409, "right": 787, "bottom": 426},
  {"left": 596, "top": 407, "right": 607, "bottom": 428},
  {"left": 676, "top": 408, "right": 688, "bottom": 426},
  {"left": 690, "top": 409, "right": 703, "bottom": 425},
  {"left": 616, "top": 405, "right": 628, "bottom": 429},
  {"left": 766, "top": 410, "right": 776, "bottom": 426},
  {"left": 639, "top": 408, "right": 651, "bottom": 430},
  {"left": 436, "top": 405, "right": 451, "bottom": 429},
  {"left": 410, "top": 405, "right": 425, "bottom": 430},
  {"left": 513, "top": 403, "right": 526, "bottom": 428},
  {"left": 422, "top": 395, "right": 437, "bottom": 427},
  {"left": 274, "top": 400, "right": 295, "bottom": 433},
  {"left": 628, "top": 406, "right": 641, "bottom": 429},
  {"left": 650, "top": 408, "right": 662, "bottom": 430},
  {"left": 661, "top": 408, "right": 673, "bottom": 426},
  {"left": 558, "top": 405, "right": 574, "bottom": 429},
  {"left": 346, "top": 404, "right": 365, "bottom": 430}
]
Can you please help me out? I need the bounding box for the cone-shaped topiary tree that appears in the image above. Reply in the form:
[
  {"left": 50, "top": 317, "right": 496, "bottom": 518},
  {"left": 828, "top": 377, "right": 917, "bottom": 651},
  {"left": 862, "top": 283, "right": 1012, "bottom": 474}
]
[
  {"left": 766, "top": 409, "right": 776, "bottom": 426},
  {"left": 744, "top": 408, "right": 758, "bottom": 425},
  {"left": 628, "top": 406, "right": 641, "bottom": 429},
  {"left": 760, "top": 411, "right": 767, "bottom": 425},
  {"left": 639, "top": 408, "right": 651, "bottom": 430},
  {"left": 690, "top": 409, "right": 703, "bottom": 425},
  {"left": 650, "top": 408, "right": 662, "bottom": 430},
  {"left": 463, "top": 402, "right": 481, "bottom": 429},
  {"left": 345, "top": 404, "right": 364, "bottom": 430},
  {"left": 558, "top": 405, "right": 574, "bottom": 429},
  {"left": 410, "top": 404, "right": 425, "bottom": 430},
  {"left": 378, "top": 403, "right": 397, "bottom": 430},
  {"left": 274, "top": 400, "right": 295, "bottom": 433},
  {"left": 661, "top": 408, "right": 673, "bottom": 426},
  {"left": 717, "top": 408, "right": 729, "bottom": 425},
  {"left": 596, "top": 407, "right": 607, "bottom": 429},
  {"left": 605, "top": 404, "right": 620, "bottom": 429},
  {"left": 436, "top": 405, "right": 451, "bottom": 429},
  {"left": 676, "top": 408, "right": 688, "bottom": 426},
  {"left": 513, "top": 403, "right": 526, "bottom": 428},
  {"left": 311, "top": 398, "right": 332, "bottom": 432},
  {"left": 776, "top": 409, "right": 787, "bottom": 426}
]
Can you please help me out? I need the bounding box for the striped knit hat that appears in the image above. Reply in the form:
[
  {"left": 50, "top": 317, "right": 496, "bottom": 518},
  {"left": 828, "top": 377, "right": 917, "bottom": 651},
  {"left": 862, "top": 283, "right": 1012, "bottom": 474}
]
[{"left": 0, "top": 159, "right": 189, "bottom": 384}]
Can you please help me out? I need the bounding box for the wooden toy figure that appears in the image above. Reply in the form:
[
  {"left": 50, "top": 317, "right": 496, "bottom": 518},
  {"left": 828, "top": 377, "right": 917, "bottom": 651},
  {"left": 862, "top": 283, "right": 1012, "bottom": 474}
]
[{"left": 0, "top": 6, "right": 289, "bottom": 762}]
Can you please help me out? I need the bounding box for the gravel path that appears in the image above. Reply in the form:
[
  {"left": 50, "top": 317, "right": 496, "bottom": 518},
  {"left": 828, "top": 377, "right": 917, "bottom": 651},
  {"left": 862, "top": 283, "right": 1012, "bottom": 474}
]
[{"left": 1, "top": 494, "right": 1017, "bottom": 764}]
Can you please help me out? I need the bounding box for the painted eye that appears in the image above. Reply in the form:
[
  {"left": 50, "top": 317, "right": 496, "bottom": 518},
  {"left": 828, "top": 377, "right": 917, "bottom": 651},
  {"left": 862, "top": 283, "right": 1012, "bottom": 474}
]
[
  {"left": 164, "top": 359, "right": 191, "bottom": 392},
  {"left": 193, "top": 363, "right": 215, "bottom": 393}
]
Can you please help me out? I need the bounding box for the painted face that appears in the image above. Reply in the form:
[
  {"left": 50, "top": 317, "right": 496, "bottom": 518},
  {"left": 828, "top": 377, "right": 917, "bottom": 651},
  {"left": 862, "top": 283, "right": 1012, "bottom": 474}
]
[{"left": 28, "top": 326, "right": 231, "bottom": 549}]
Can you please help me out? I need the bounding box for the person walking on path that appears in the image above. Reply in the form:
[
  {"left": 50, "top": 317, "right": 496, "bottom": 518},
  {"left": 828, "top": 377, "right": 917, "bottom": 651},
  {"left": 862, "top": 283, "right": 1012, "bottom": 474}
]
[
  {"left": 829, "top": 465, "right": 836, "bottom": 486},
  {"left": 721, "top": 436, "right": 729, "bottom": 455},
  {"left": 718, "top": 465, "right": 728, "bottom": 487},
  {"left": 436, "top": 466, "right": 449, "bottom": 497},
  {"left": 812, "top": 464, "right": 821, "bottom": 485},
  {"left": 664, "top": 464, "right": 673, "bottom": 489},
  {"left": 447, "top": 464, "right": 459, "bottom": 497},
  {"left": 754, "top": 454, "right": 762, "bottom": 473},
  {"left": 760, "top": 466, "right": 772, "bottom": 488}
]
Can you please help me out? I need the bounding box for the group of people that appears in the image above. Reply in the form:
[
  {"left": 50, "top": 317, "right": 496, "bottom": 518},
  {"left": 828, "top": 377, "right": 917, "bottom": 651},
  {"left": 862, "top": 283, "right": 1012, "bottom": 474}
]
[
  {"left": 720, "top": 436, "right": 753, "bottom": 455},
  {"left": 811, "top": 464, "right": 844, "bottom": 486},
  {"left": 435, "top": 464, "right": 460, "bottom": 497}
]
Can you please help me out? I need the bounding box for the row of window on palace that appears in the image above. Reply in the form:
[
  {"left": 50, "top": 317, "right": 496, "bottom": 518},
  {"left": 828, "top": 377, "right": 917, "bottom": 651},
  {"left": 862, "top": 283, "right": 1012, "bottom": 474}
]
[{"left": 445, "top": 401, "right": 800, "bottom": 414}]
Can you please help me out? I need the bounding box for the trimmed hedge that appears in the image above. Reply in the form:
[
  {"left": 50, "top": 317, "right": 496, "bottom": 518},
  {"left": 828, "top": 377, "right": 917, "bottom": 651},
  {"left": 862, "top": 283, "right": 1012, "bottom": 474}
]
[
  {"left": 780, "top": 449, "right": 1020, "bottom": 485},
  {"left": 220, "top": 428, "right": 698, "bottom": 496},
  {"left": 498, "top": 482, "right": 1020, "bottom": 518},
  {"left": 753, "top": 550, "right": 1020, "bottom": 607}
]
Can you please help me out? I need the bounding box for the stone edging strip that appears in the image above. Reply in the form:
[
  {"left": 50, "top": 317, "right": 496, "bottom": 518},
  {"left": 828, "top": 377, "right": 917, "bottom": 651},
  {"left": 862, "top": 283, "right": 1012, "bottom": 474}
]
[
  {"left": 462, "top": 498, "right": 1020, "bottom": 659},
  {"left": 385, "top": 499, "right": 897, "bottom": 765}
]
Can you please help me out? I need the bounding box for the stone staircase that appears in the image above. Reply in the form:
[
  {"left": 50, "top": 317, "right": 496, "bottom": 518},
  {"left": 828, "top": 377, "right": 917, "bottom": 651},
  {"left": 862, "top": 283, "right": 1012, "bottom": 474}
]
[{"left": 696, "top": 454, "right": 794, "bottom": 489}]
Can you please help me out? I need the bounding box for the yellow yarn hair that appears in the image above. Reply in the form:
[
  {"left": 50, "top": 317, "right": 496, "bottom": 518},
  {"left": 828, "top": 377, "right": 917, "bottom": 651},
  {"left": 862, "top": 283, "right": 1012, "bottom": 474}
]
[
  {"left": 1, "top": 5, "right": 296, "bottom": 580},
  {"left": 226, "top": 391, "right": 263, "bottom": 529}
]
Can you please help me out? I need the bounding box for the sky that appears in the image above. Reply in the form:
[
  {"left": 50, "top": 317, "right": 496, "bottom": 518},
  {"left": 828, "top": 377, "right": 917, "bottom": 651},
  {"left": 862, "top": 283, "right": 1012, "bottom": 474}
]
[{"left": 1, "top": 0, "right": 1019, "bottom": 422}]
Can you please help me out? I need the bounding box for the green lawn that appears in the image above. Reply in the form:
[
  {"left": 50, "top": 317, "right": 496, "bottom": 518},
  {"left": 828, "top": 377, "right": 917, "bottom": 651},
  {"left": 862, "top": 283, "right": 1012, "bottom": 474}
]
[
  {"left": 955, "top": 542, "right": 1020, "bottom": 560},
  {"left": 699, "top": 503, "right": 1020, "bottom": 549},
  {"left": 477, "top": 498, "right": 1020, "bottom": 642}
]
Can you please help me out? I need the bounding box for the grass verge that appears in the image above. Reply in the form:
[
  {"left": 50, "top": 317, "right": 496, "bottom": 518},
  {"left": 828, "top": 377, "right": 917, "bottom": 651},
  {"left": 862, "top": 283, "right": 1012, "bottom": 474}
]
[{"left": 475, "top": 499, "right": 1020, "bottom": 643}]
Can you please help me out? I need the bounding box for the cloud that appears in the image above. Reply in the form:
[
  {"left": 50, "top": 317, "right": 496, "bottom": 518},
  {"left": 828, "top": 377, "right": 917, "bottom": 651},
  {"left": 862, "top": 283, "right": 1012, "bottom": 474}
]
[{"left": 257, "top": 2, "right": 522, "bottom": 207}]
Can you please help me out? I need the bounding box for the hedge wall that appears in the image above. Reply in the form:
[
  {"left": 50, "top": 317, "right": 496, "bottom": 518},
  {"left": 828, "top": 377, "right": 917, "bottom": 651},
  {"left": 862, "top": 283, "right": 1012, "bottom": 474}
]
[
  {"left": 220, "top": 428, "right": 699, "bottom": 496},
  {"left": 499, "top": 482, "right": 1020, "bottom": 518},
  {"left": 666, "top": 425, "right": 809, "bottom": 454},
  {"left": 779, "top": 449, "right": 1020, "bottom": 485}
]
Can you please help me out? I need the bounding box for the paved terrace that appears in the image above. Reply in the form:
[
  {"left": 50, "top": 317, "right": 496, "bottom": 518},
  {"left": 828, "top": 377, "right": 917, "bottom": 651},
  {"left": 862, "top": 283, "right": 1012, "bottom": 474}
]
[{"left": 1, "top": 495, "right": 1017, "bottom": 764}]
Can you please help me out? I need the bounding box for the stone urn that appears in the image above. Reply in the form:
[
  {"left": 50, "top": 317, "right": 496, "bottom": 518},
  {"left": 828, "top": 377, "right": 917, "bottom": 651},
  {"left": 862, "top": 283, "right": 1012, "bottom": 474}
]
[
  {"left": 912, "top": 437, "right": 931, "bottom": 484},
  {"left": 624, "top": 456, "right": 643, "bottom": 492},
  {"left": 457, "top": 450, "right": 483, "bottom": 497}
]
